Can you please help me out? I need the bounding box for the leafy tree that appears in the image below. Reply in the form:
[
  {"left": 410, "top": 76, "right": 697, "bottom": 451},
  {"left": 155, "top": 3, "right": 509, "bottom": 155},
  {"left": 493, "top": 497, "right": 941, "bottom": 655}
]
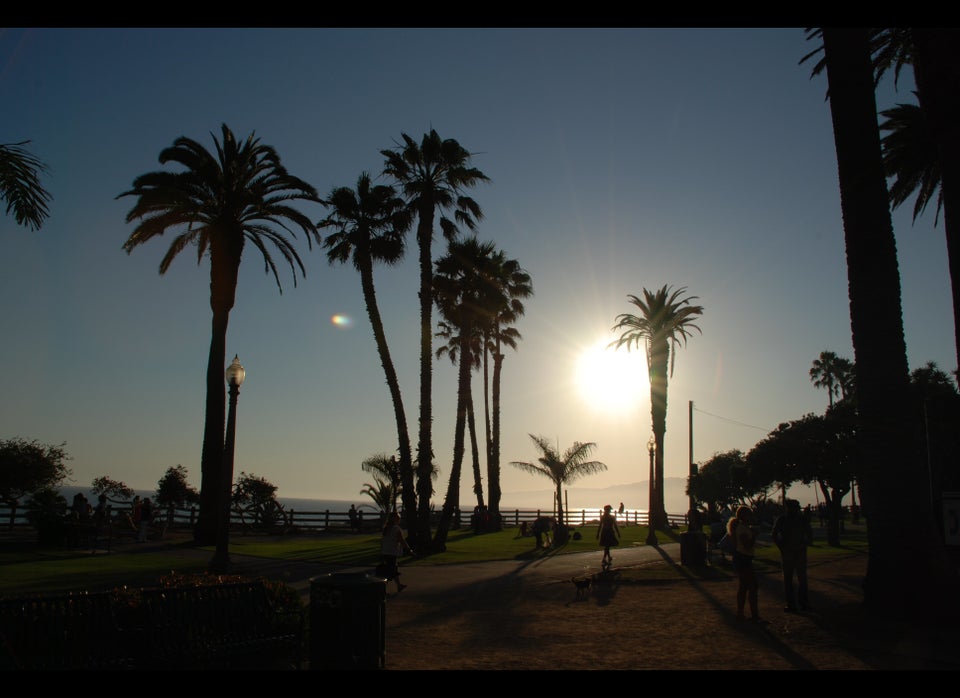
[
  {"left": 610, "top": 285, "right": 703, "bottom": 529},
  {"left": 155, "top": 464, "right": 200, "bottom": 510},
  {"left": 118, "top": 124, "right": 322, "bottom": 545},
  {"left": 804, "top": 28, "right": 952, "bottom": 616},
  {"left": 687, "top": 449, "right": 756, "bottom": 513},
  {"left": 232, "top": 471, "right": 284, "bottom": 529},
  {"left": 91, "top": 476, "right": 134, "bottom": 501},
  {"left": 0, "top": 438, "right": 71, "bottom": 529},
  {"left": 509, "top": 434, "right": 607, "bottom": 545},
  {"left": 381, "top": 129, "right": 489, "bottom": 548},
  {"left": 320, "top": 173, "right": 415, "bottom": 530},
  {"left": 0, "top": 140, "right": 52, "bottom": 231}
]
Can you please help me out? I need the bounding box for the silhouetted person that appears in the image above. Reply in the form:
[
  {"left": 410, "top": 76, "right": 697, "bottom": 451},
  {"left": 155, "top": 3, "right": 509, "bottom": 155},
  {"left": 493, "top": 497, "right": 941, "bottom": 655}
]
[
  {"left": 380, "top": 511, "right": 413, "bottom": 593},
  {"left": 730, "top": 505, "right": 762, "bottom": 623},
  {"left": 137, "top": 497, "right": 154, "bottom": 542},
  {"left": 348, "top": 504, "right": 359, "bottom": 532},
  {"left": 772, "top": 498, "right": 813, "bottom": 612},
  {"left": 597, "top": 504, "right": 620, "bottom": 567}
]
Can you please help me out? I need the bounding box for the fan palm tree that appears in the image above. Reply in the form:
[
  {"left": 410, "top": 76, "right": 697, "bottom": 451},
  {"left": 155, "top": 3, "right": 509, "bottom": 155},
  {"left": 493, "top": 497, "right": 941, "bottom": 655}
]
[
  {"left": 118, "top": 123, "right": 322, "bottom": 545},
  {"left": 381, "top": 130, "right": 489, "bottom": 548},
  {"left": 809, "top": 350, "right": 854, "bottom": 409},
  {"left": 361, "top": 453, "right": 403, "bottom": 513},
  {"left": 483, "top": 252, "right": 533, "bottom": 528},
  {"left": 808, "top": 28, "right": 954, "bottom": 617},
  {"left": 1, "top": 140, "right": 51, "bottom": 231},
  {"left": 319, "top": 172, "right": 417, "bottom": 526},
  {"left": 431, "top": 237, "right": 506, "bottom": 550},
  {"left": 509, "top": 435, "right": 607, "bottom": 545},
  {"left": 610, "top": 285, "right": 703, "bottom": 529}
]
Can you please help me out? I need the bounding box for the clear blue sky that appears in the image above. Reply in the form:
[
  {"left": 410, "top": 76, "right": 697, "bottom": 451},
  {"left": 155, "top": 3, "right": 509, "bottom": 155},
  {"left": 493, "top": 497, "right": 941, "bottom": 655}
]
[{"left": 1, "top": 27, "right": 953, "bottom": 509}]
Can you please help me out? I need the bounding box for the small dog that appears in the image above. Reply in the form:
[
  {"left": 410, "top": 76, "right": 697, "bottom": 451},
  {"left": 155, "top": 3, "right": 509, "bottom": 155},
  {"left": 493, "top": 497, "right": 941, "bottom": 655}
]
[{"left": 571, "top": 575, "right": 592, "bottom": 599}]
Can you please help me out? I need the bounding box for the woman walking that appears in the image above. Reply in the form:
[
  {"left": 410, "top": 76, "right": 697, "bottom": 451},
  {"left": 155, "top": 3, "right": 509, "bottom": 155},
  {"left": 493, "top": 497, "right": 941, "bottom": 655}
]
[
  {"left": 380, "top": 511, "right": 414, "bottom": 593},
  {"left": 729, "top": 505, "right": 763, "bottom": 623},
  {"left": 597, "top": 504, "right": 620, "bottom": 569}
]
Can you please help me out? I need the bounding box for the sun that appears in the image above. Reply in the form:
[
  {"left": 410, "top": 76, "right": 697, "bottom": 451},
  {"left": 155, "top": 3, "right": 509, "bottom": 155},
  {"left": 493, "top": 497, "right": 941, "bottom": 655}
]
[{"left": 574, "top": 338, "right": 648, "bottom": 413}]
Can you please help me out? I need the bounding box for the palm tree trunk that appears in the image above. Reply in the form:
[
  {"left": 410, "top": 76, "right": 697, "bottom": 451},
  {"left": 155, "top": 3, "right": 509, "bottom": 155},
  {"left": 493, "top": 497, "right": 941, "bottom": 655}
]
[
  {"left": 822, "top": 27, "right": 954, "bottom": 616},
  {"left": 488, "top": 344, "right": 505, "bottom": 526},
  {"left": 649, "top": 339, "right": 669, "bottom": 529},
  {"left": 415, "top": 210, "right": 436, "bottom": 547},
  {"left": 467, "top": 396, "right": 484, "bottom": 510},
  {"left": 359, "top": 258, "right": 416, "bottom": 533}
]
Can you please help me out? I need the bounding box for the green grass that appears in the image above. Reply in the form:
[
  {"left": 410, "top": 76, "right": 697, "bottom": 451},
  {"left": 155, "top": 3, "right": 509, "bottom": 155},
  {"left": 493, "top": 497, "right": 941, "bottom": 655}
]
[{"left": 0, "top": 522, "right": 869, "bottom": 596}]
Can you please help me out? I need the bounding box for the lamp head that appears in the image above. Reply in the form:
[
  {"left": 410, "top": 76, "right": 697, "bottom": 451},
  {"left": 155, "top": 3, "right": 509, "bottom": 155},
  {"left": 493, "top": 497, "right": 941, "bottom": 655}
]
[{"left": 225, "top": 355, "right": 246, "bottom": 387}]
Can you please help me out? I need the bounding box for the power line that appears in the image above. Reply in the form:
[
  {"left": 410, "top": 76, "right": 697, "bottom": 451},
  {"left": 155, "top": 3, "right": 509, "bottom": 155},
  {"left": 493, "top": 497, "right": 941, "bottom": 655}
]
[{"left": 692, "top": 406, "right": 771, "bottom": 433}]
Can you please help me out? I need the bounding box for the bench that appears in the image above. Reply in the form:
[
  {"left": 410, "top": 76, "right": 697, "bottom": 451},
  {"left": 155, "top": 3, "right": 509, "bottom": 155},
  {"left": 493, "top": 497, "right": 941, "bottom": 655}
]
[
  {"left": 138, "top": 581, "right": 305, "bottom": 669},
  {"left": 0, "top": 591, "right": 135, "bottom": 669}
]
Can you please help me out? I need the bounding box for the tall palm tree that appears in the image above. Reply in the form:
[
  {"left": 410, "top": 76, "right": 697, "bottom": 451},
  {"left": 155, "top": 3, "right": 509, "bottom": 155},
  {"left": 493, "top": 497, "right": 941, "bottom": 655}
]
[
  {"left": 1, "top": 140, "right": 51, "bottom": 231},
  {"left": 811, "top": 28, "right": 953, "bottom": 616},
  {"left": 380, "top": 130, "right": 489, "bottom": 548},
  {"left": 809, "top": 350, "right": 854, "bottom": 408},
  {"left": 610, "top": 285, "right": 703, "bottom": 529},
  {"left": 118, "top": 123, "right": 322, "bottom": 545},
  {"left": 509, "top": 434, "right": 607, "bottom": 545},
  {"left": 319, "top": 172, "right": 417, "bottom": 526},
  {"left": 431, "top": 237, "right": 505, "bottom": 550},
  {"left": 483, "top": 252, "right": 532, "bottom": 528}
]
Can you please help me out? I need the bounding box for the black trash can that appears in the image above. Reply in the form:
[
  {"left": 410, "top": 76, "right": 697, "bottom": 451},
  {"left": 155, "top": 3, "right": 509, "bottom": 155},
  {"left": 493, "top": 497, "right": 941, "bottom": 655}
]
[
  {"left": 309, "top": 572, "right": 387, "bottom": 670},
  {"left": 679, "top": 530, "right": 707, "bottom": 566}
]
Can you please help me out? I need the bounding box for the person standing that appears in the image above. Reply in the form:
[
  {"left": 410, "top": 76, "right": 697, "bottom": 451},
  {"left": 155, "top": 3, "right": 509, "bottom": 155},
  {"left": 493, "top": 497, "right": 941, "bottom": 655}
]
[
  {"left": 730, "top": 505, "right": 762, "bottom": 623},
  {"left": 597, "top": 504, "right": 621, "bottom": 568},
  {"left": 137, "top": 497, "right": 154, "bottom": 543},
  {"left": 771, "top": 498, "right": 813, "bottom": 612},
  {"left": 380, "top": 511, "right": 413, "bottom": 593}
]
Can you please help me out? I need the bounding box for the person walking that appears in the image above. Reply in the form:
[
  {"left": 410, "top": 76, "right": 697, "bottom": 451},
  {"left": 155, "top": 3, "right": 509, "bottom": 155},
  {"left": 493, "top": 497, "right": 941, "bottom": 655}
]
[
  {"left": 137, "top": 497, "right": 154, "bottom": 543},
  {"left": 379, "top": 511, "right": 413, "bottom": 593},
  {"left": 597, "top": 504, "right": 620, "bottom": 569},
  {"left": 729, "top": 505, "right": 763, "bottom": 623},
  {"left": 771, "top": 498, "right": 814, "bottom": 612}
]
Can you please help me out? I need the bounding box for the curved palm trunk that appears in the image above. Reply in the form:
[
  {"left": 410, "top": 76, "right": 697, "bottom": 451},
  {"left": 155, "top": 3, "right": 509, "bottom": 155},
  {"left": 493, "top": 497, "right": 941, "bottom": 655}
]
[
  {"left": 358, "top": 256, "right": 416, "bottom": 532},
  {"left": 648, "top": 339, "right": 669, "bottom": 529},
  {"left": 467, "top": 396, "right": 484, "bottom": 510},
  {"left": 195, "top": 249, "right": 240, "bottom": 545},
  {"left": 822, "top": 27, "right": 953, "bottom": 616},
  {"left": 432, "top": 331, "right": 473, "bottom": 551},
  {"left": 911, "top": 29, "right": 960, "bottom": 375},
  {"left": 415, "top": 207, "right": 436, "bottom": 547}
]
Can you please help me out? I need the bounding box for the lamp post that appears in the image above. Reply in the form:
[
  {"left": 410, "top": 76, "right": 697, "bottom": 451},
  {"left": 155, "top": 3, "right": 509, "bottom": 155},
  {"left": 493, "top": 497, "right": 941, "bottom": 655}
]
[
  {"left": 212, "top": 355, "right": 245, "bottom": 573},
  {"left": 646, "top": 435, "right": 658, "bottom": 546}
]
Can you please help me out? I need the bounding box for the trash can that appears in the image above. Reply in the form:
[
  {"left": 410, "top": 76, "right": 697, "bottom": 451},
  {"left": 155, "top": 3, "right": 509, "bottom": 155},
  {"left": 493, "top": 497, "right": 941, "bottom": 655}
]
[
  {"left": 309, "top": 572, "right": 387, "bottom": 670},
  {"left": 679, "top": 530, "right": 707, "bottom": 566}
]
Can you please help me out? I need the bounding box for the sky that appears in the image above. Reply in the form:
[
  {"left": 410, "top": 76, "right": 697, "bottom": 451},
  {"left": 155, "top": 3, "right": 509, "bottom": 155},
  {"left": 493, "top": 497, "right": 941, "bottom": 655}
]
[{"left": 1, "top": 27, "right": 954, "bottom": 511}]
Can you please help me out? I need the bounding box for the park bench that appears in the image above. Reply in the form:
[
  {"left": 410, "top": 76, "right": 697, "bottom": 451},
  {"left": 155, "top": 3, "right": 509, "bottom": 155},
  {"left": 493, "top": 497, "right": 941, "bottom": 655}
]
[
  {"left": 138, "top": 581, "right": 305, "bottom": 669},
  {"left": 0, "top": 590, "right": 135, "bottom": 669}
]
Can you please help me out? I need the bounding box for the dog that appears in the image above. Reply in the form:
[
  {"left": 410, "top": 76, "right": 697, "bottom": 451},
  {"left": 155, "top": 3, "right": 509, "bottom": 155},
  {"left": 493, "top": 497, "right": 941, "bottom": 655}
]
[{"left": 571, "top": 575, "right": 592, "bottom": 599}]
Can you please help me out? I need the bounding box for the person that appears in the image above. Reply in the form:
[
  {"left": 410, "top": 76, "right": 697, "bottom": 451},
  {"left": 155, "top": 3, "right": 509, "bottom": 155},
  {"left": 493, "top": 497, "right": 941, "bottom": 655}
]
[
  {"left": 618, "top": 502, "right": 625, "bottom": 515},
  {"left": 532, "top": 516, "right": 553, "bottom": 549},
  {"left": 771, "top": 498, "right": 813, "bottom": 612},
  {"left": 597, "top": 504, "right": 621, "bottom": 567},
  {"left": 729, "top": 505, "right": 762, "bottom": 623},
  {"left": 348, "top": 504, "right": 359, "bottom": 533},
  {"left": 130, "top": 495, "right": 142, "bottom": 532},
  {"left": 93, "top": 494, "right": 109, "bottom": 526},
  {"left": 137, "top": 497, "right": 154, "bottom": 543},
  {"left": 380, "top": 511, "right": 413, "bottom": 593},
  {"left": 71, "top": 492, "right": 90, "bottom": 521}
]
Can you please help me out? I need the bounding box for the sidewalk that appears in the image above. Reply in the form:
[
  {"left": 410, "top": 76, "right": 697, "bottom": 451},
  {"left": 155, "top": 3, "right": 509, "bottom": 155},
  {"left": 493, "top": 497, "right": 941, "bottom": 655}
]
[{"left": 219, "top": 540, "right": 960, "bottom": 671}]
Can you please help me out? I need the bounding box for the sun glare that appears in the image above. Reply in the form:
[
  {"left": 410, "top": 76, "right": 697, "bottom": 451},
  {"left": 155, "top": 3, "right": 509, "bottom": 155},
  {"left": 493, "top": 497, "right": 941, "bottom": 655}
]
[{"left": 574, "top": 339, "right": 647, "bottom": 413}]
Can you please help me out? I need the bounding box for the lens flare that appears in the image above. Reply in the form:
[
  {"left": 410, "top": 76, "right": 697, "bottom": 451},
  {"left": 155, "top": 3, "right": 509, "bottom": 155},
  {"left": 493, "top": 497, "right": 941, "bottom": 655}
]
[{"left": 331, "top": 314, "right": 353, "bottom": 328}]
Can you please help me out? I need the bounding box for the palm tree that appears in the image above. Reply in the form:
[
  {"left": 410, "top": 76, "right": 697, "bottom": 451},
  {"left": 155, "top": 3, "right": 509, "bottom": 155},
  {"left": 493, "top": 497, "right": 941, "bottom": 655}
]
[
  {"left": 483, "top": 252, "right": 533, "bottom": 528},
  {"left": 381, "top": 130, "right": 489, "bottom": 548},
  {"left": 809, "top": 350, "right": 854, "bottom": 408},
  {"left": 360, "top": 453, "right": 403, "bottom": 513},
  {"left": 610, "top": 285, "right": 703, "bottom": 529},
  {"left": 1, "top": 140, "right": 51, "bottom": 231},
  {"left": 509, "top": 434, "right": 607, "bottom": 545},
  {"left": 359, "top": 476, "right": 394, "bottom": 514},
  {"left": 810, "top": 28, "right": 953, "bottom": 617},
  {"left": 319, "top": 173, "right": 417, "bottom": 527},
  {"left": 431, "top": 237, "right": 506, "bottom": 550},
  {"left": 118, "top": 124, "right": 322, "bottom": 545}
]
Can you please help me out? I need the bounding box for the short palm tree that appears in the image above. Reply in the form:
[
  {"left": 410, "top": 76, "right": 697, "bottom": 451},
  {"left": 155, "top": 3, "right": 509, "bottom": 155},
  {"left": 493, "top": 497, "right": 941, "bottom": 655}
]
[
  {"left": 610, "top": 285, "right": 703, "bottom": 529},
  {"left": 1, "top": 140, "right": 51, "bottom": 231},
  {"left": 118, "top": 123, "right": 322, "bottom": 545},
  {"left": 381, "top": 130, "right": 489, "bottom": 548},
  {"left": 320, "top": 173, "right": 416, "bottom": 524},
  {"left": 509, "top": 434, "right": 607, "bottom": 545}
]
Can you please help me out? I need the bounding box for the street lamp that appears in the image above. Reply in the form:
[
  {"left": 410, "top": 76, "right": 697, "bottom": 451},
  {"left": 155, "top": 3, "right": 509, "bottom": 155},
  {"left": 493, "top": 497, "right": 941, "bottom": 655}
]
[
  {"left": 646, "top": 435, "right": 658, "bottom": 546},
  {"left": 212, "top": 354, "right": 245, "bottom": 573}
]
